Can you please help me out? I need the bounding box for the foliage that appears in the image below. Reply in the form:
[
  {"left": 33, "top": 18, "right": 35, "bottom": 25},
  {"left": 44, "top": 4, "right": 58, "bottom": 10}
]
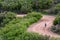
[
  {"left": 32, "top": 0, "right": 52, "bottom": 10},
  {"left": 1, "top": 0, "right": 21, "bottom": 11},
  {"left": 0, "top": 0, "right": 53, "bottom": 13},
  {"left": 51, "top": 25, "right": 60, "bottom": 34},
  {"left": 51, "top": 13, "right": 60, "bottom": 34},
  {"left": 45, "top": 3, "right": 60, "bottom": 15},
  {"left": 50, "top": 37, "right": 60, "bottom": 40},
  {"left": 0, "top": 11, "right": 16, "bottom": 27},
  {"left": 25, "top": 12, "right": 42, "bottom": 19},
  {"left": 54, "top": 0, "right": 60, "bottom": 3},
  {"left": 53, "top": 13, "right": 60, "bottom": 25},
  {"left": 53, "top": 3, "right": 60, "bottom": 14},
  {"left": 0, "top": 12, "right": 42, "bottom": 40},
  {"left": 20, "top": 0, "right": 32, "bottom": 13},
  {"left": 15, "top": 32, "right": 49, "bottom": 40}
]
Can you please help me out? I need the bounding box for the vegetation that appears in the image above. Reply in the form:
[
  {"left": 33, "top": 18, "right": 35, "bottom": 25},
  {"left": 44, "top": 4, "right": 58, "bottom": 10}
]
[
  {"left": 0, "top": 11, "right": 16, "bottom": 27},
  {"left": 53, "top": 13, "right": 60, "bottom": 25},
  {"left": 53, "top": 3, "right": 60, "bottom": 14},
  {"left": 0, "top": 0, "right": 53, "bottom": 13},
  {"left": 0, "top": 12, "right": 42, "bottom": 40},
  {"left": 51, "top": 13, "right": 60, "bottom": 34},
  {"left": 0, "top": 0, "right": 60, "bottom": 40},
  {"left": 15, "top": 32, "right": 50, "bottom": 40},
  {"left": 54, "top": 0, "right": 60, "bottom": 3}
]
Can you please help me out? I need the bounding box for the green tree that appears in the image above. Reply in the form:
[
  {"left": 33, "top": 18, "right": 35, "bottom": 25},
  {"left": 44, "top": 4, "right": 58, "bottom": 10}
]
[
  {"left": 0, "top": 11, "right": 16, "bottom": 27},
  {"left": 1, "top": 0, "right": 21, "bottom": 11},
  {"left": 20, "top": 0, "right": 32, "bottom": 13},
  {"left": 54, "top": 3, "right": 60, "bottom": 13},
  {"left": 32, "top": 0, "right": 52, "bottom": 11}
]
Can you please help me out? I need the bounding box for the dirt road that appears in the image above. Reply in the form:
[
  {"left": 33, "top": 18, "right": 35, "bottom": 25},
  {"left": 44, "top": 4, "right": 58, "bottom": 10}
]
[
  {"left": 17, "top": 14, "right": 26, "bottom": 17},
  {"left": 27, "top": 15, "right": 60, "bottom": 37}
]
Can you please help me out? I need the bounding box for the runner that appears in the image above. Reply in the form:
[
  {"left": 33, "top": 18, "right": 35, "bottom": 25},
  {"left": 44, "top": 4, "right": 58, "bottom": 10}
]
[
  {"left": 45, "top": 23, "right": 47, "bottom": 28},
  {"left": 43, "top": 22, "right": 47, "bottom": 30}
]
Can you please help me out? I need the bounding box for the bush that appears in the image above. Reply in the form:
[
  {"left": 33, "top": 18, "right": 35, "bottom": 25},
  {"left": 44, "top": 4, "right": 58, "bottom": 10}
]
[
  {"left": 54, "top": 0, "right": 60, "bottom": 3},
  {"left": 0, "top": 12, "right": 42, "bottom": 40},
  {"left": 15, "top": 32, "right": 49, "bottom": 40},
  {"left": 0, "top": 0, "right": 53, "bottom": 13},
  {"left": 0, "top": 11, "right": 16, "bottom": 27},
  {"left": 32, "top": 0, "right": 52, "bottom": 10},
  {"left": 20, "top": 0, "right": 32, "bottom": 13},
  {"left": 51, "top": 13, "right": 60, "bottom": 34},
  {"left": 44, "top": 3, "right": 60, "bottom": 15},
  {"left": 1, "top": 0, "right": 21, "bottom": 11},
  {"left": 50, "top": 37, "right": 60, "bottom": 40},
  {"left": 53, "top": 13, "right": 60, "bottom": 25},
  {"left": 53, "top": 3, "right": 60, "bottom": 14},
  {"left": 1, "top": 0, "right": 32, "bottom": 13},
  {"left": 25, "top": 12, "right": 42, "bottom": 19},
  {"left": 51, "top": 25, "right": 60, "bottom": 34}
]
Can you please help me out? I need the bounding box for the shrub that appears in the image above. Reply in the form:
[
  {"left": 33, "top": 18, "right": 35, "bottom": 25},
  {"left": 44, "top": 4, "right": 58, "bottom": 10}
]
[
  {"left": 25, "top": 12, "right": 42, "bottom": 19},
  {"left": 0, "top": 12, "right": 42, "bottom": 40},
  {"left": 15, "top": 32, "right": 49, "bottom": 40},
  {"left": 0, "top": 0, "right": 53, "bottom": 13},
  {"left": 1, "top": 0, "right": 32, "bottom": 13},
  {"left": 53, "top": 13, "right": 60, "bottom": 25},
  {"left": 51, "top": 25, "right": 60, "bottom": 34},
  {"left": 50, "top": 37, "right": 60, "bottom": 40},
  {"left": 53, "top": 3, "right": 60, "bottom": 14},
  {"left": 54, "top": 0, "right": 60, "bottom": 3},
  {"left": 1, "top": 0, "right": 21, "bottom": 11},
  {"left": 51, "top": 13, "right": 60, "bottom": 34},
  {"left": 20, "top": 0, "right": 32, "bottom": 13},
  {"left": 0, "top": 11, "right": 16, "bottom": 27},
  {"left": 45, "top": 3, "right": 60, "bottom": 15},
  {"left": 32, "top": 0, "right": 52, "bottom": 10}
]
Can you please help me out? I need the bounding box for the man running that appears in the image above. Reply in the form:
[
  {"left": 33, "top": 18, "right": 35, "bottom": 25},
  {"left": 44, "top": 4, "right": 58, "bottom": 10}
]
[
  {"left": 45, "top": 23, "right": 47, "bottom": 28},
  {"left": 43, "top": 22, "right": 47, "bottom": 30}
]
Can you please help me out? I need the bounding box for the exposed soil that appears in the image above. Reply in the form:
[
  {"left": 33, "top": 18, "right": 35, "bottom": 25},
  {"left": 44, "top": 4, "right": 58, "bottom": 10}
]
[
  {"left": 17, "top": 14, "right": 26, "bottom": 17},
  {"left": 27, "top": 15, "right": 60, "bottom": 37}
]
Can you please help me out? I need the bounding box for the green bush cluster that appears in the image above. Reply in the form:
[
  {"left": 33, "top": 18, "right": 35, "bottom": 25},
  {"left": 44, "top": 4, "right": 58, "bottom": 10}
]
[
  {"left": 45, "top": 3, "right": 60, "bottom": 15},
  {"left": 51, "top": 25, "right": 60, "bottom": 34},
  {"left": 0, "top": 12, "right": 42, "bottom": 40},
  {"left": 51, "top": 13, "right": 60, "bottom": 34},
  {"left": 53, "top": 3, "right": 60, "bottom": 14},
  {"left": 53, "top": 13, "right": 60, "bottom": 25},
  {"left": 50, "top": 37, "right": 60, "bottom": 40},
  {"left": 54, "top": 0, "right": 60, "bottom": 3},
  {"left": 0, "top": 11, "right": 16, "bottom": 27},
  {"left": 0, "top": 0, "right": 53, "bottom": 13},
  {"left": 15, "top": 32, "right": 49, "bottom": 40}
]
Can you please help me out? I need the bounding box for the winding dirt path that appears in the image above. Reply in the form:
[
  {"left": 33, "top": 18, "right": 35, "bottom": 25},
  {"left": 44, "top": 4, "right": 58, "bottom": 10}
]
[{"left": 27, "top": 15, "right": 60, "bottom": 37}]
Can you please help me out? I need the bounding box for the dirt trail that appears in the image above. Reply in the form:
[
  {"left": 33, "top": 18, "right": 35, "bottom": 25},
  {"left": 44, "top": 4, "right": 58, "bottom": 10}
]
[
  {"left": 17, "top": 14, "right": 26, "bottom": 17},
  {"left": 27, "top": 15, "right": 60, "bottom": 37}
]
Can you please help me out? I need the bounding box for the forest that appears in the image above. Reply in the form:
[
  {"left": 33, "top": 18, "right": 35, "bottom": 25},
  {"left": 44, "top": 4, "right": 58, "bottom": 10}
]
[{"left": 0, "top": 0, "right": 60, "bottom": 40}]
